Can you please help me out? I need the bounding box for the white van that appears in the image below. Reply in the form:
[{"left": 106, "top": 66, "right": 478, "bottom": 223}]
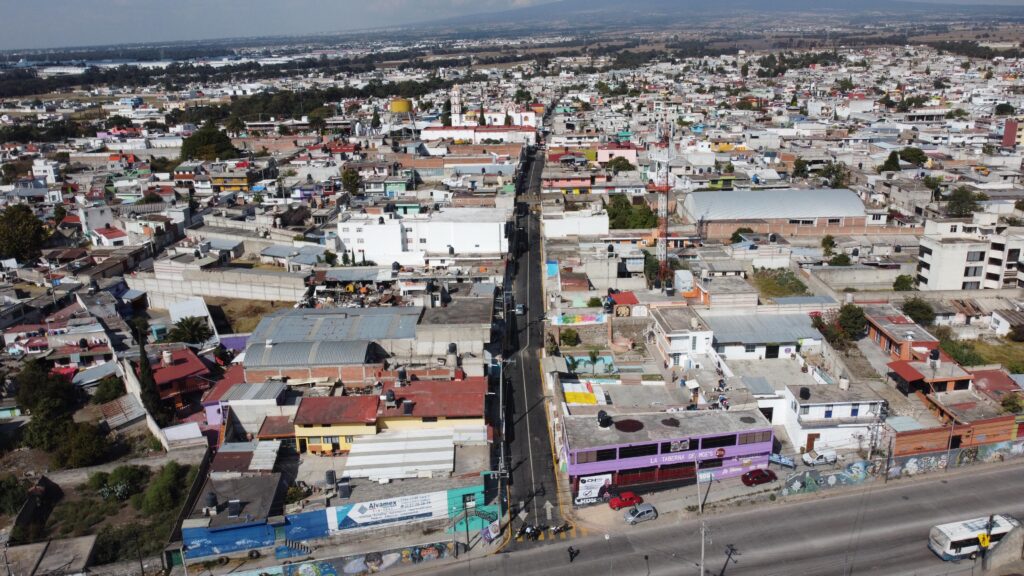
[{"left": 802, "top": 449, "right": 837, "bottom": 467}]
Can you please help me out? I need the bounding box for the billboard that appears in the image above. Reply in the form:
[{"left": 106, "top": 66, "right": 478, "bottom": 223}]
[
  {"left": 327, "top": 491, "right": 449, "bottom": 532},
  {"left": 574, "top": 473, "right": 613, "bottom": 505}
]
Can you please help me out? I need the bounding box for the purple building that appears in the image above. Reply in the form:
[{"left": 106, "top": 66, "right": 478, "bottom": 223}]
[{"left": 563, "top": 410, "right": 774, "bottom": 505}]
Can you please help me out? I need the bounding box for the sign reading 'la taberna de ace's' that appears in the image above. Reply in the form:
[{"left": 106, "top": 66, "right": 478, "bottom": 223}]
[{"left": 327, "top": 491, "right": 449, "bottom": 531}]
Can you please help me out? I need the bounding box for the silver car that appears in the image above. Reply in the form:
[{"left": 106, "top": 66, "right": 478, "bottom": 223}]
[{"left": 623, "top": 504, "right": 658, "bottom": 525}]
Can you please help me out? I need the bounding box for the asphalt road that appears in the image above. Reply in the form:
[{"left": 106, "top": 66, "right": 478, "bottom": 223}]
[
  {"left": 503, "top": 148, "right": 561, "bottom": 540},
  {"left": 437, "top": 460, "right": 1024, "bottom": 576}
]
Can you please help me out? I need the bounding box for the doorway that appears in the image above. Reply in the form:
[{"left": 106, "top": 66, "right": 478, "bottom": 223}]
[
  {"left": 765, "top": 345, "right": 780, "bottom": 359},
  {"left": 805, "top": 433, "right": 819, "bottom": 453}
]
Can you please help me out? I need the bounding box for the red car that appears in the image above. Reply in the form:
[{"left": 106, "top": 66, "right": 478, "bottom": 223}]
[
  {"left": 608, "top": 491, "right": 643, "bottom": 510},
  {"left": 741, "top": 469, "right": 777, "bottom": 487}
]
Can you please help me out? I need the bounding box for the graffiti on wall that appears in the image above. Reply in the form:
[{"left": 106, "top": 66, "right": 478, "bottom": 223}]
[
  {"left": 280, "top": 542, "right": 455, "bottom": 576},
  {"left": 781, "top": 460, "right": 882, "bottom": 496},
  {"left": 888, "top": 439, "right": 1024, "bottom": 480}
]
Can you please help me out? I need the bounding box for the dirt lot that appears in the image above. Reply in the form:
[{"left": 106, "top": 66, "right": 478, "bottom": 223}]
[{"left": 203, "top": 296, "right": 293, "bottom": 334}]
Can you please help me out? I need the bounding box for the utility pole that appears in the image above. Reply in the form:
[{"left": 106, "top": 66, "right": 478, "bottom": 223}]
[
  {"left": 884, "top": 436, "right": 895, "bottom": 484},
  {"left": 696, "top": 458, "right": 705, "bottom": 576}
]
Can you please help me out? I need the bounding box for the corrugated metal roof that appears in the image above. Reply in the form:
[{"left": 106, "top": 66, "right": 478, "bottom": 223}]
[
  {"left": 220, "top": 381, "right": 286, "bottom": 402},
  {"left": 741, "top": 375, "right": 775, "bottom": 396},
  {"left": 251, "top": 308, "right": 421, "bottom": 343},
  {"left": 100, "top": 393, "right": 145, "bottom": 429},
  {"left": 704, "top": 313, "right": 820, "bottom": 345},
  {"left": 243, "top": 340, "right": 371, "bottom": 368},
  {"left": 684, "top": 188, "right": 866, "bottom": 221}
]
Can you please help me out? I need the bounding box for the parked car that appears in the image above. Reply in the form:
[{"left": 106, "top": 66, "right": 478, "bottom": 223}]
[
  {"left": 609, "top": 491, "right": 643, "bottom": 510},
  {"left": 802, "top": 449, "right": 838, "bottom": 467},
  {"left": 741, "top": 468, "right": 778, "bottom": 487},
  {"left": 623, "top": 504, "right": 658, "bottom": 525},
  {"left": 515, "top": 304, "right": 526, "bottom": 315}
]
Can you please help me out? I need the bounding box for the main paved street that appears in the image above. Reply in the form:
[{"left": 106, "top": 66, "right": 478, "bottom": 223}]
[
  {"left": 502, "top": 146, "right": 561, "bottom": 541},
  {"left": 436, "top": 461, "right": 1024, "bottom": 575}
]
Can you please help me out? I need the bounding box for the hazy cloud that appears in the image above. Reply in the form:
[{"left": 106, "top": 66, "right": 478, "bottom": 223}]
[{"left": 0, "top": 0, "right": 554, "bottom": 50}]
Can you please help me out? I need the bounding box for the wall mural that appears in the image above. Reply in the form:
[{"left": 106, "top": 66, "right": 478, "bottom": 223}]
[
  {"left": 780, "top": 439, "right": 1024, "bottom": 496},
  {"left": 780, "top": 460, "right": 882, "bottom": 496},
  {"left": 278, "top": 542, "right": 455, "bottom": 576}
]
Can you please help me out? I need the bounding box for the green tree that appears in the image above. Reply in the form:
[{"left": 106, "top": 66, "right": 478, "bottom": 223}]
[
  {"left": 308, "top": 116, "right": 326, "bottom": 134},
  {"left": 879, "top": 151, "right": 901, "bottom": 172},
  {"left": 560, "top": 328, "right": 581, "bottom": 347},
  {"left": 730, "top": 227, "right": 754, "bottom": 244},
  {"left": 54, "top": 423, "right": 110, "bottom": 469},
  {"left": 224, "top": 116, "right": 245, "bottom": 135},
  {"left": 588, "top": 349, "right": 601, "bottom": 375},
  {"left": 514, "top": 87, "right": 532, "bottom": 104},
  {"left": 92, "top": 375, "right": 126, "bottom": 405},
  {"left": 893, "top": 275, "right": 915, "bottom": 292},
  {"left": 22, "top": 397, "right": 70, "bottom": 452},
  {"left": 792, "top": 157, "right": 809, "bottom": 178},
  {"left": 901, "top": 297, "right": 935, "bottom": 326},
  {"left": 821, "top": 235, "right": 836, "bottom": 257},
  {"left": 899, "top": 147, "right": 928, "bottom": 167},
  {"left": 828, "top": 253, "right": 852, "bottom": 266},
  {"left": 503, "top": 113, "right": 512, "bottom": 126},
  {"left": 105, "top": 115, "right": 134, "bottom": 130},
  {"left": 586, "top": 296, "right": 603, "bottom": 308},
  {"left": 323, "top": 250, "right": 338, "bottom": 266},
  {"left": 15, "top": 360, "right": 76, "bottom": 417},
  {"left": 141, "top": 461, "right": 183, "bottom": 515},
  {"left": 995, "top": 103, "right": 1015, "bottom": 116},
  {"left": 167, "top": 316, "right": 213, "bottom": 345},
  {"left": 820, "top": 161, "right": 849, "bottom": 189},
  {"left": 132, "top": 318, "right": 171, "bottom": 427},
  {"left": 0, "top": 204, "right": 46, "bottom": 263},
  {"left": 1002, "top": 392, "right": 1024, "bottom": 414},
  {"left": 945, "top": 186, "right": 987, "bottom": 217},
  {"left": 740, "top": 63, "right": 750, "bottom": 77},
  {"left": 477, "top": 107, "right": 486, "bottom": 126},
  {"left": 606, "top": 156, "right": 636, "bottom": 172},
  {"left": 837, "top": 303, "right": 867, "bottom": 339},
  {"left": 180, "top": 122, "right": 238, "bottom": 161},
  {"left": 441, "top": 99, "right": 452, "bottom": 127},
  {"left": 341, "top": 168, "right": 363, "bottom": 195},
  {"left": 139, "top": 192, "right": 164, "bottom": 204},
  {"left": 0, "top": 474, "right": 27, "bottom": 515},
  {"left": 370, "top": 109, "right": 381, "bottom": 129}
]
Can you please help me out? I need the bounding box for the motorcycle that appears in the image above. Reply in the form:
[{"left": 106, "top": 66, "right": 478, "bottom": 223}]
[
  {"left": 516, "top": 523, "right": 531, "bottom": 539},
  {"left": 530, "top": 524, "right": 549, "bottom": 540},
  {"left": 552, "top": 522, "right": 573, "bottom": 535}
]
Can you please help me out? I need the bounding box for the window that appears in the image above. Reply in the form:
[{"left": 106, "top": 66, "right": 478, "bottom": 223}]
[
  {"left": 987, "top": 273, "right": 1001, "bottom": 281},
  {"left": 933, "top": 382, "right": 948, "bottom": 393},
  {"left": 825, "top": 405, "right": 834, "bottom": 418},
  {"left": 422, "top": 416, "right": 438, "bottom": 422},
  {"left": 954, "top": 380, "right": 970, "bottom": 390},
  {"left": 949, "top": 225, "right": 958, "bottom": 233},
  {"left": 850, "top": 404, "right": 860, "bottom": 417},
  {"left": 1007, "top": 249, "right": 1020, "bottom": 263},
  {"left": 827, "top": 218, "right": 842, "bottom": 225},
  {"left": 619, "top": 443, "right": 658, "bottom": 459},
  {"left": 917, "top": 274, "right": 928, "bottom": 285},
  {"left": 918, "top": 261, "right": 930, "bottom": 271},
  {"left": 699, "top": 458, "right": 723, "bottom": 469},
  {"left": 791, "top": 400, "right": 797, "bottom": 411},
  {"left": 661, "top": 440, "right": 690, "bottom": 453},
  {"left": 964, "top": 266, "right": 982, "bottom": 277},
  {"left": 871, "top": 214, "right": 883, "bottom": 221},
  {"left": 357, "top": 238, "right": 364, "bottom": 243},
  {"left": 989, "top": 257, "right": 1004, "bottom": 267},
  {"left": 323, "top": 436, "right": 339, "bottom": 445},
  {"left": 737, "top": 431, "right": 771, "bottom": 445},
  {"left": 356, "top": 227, "right": 363, "bottom": 232},
  {"left": 919, "top": 246, "right": 933, "bottom": 257},
  {"left": 575, "top": 451, "right": 596, "bottom": 464},
  {"left": 744, "top": 344, "right": 757, "bottom": 353},
  {"left": 962, "top": 281, "right": 980, "bottom": 289},
  {"left": 595, "top": 448, "right": 618, "bottom": 462},
  {"left": 799, "top": 405, "right": 809, "bottom": 415},
  {"left": 419, "top": 238, "right": 427, "bottom": 243},
  {"left": 991, "top": 242, "right": 1006, "bottom": 252},
  {"left": 701, "top": 434, "right": 737, "bottom": 449},
  {"left": 966, "top": 251, "right": 985, "bottom": 262}
]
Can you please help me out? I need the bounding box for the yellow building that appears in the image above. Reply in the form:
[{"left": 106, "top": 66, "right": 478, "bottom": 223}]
[{"left": 293, "top": 396, "right": 379, "bottom": 454}]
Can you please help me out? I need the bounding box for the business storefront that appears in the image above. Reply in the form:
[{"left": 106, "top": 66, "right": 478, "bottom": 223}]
[{"left": 563, "top": 410, "right": 774, "bottom": 505}]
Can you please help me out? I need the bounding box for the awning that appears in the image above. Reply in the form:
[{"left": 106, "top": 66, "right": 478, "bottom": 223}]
[{"left": 888, "top": 361, "right": 923, "bottom": 382}]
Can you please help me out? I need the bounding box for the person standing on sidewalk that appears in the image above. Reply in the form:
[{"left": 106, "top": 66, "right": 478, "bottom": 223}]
[{"left": 568, "top": 546, "right": 578, "bottom": 563}]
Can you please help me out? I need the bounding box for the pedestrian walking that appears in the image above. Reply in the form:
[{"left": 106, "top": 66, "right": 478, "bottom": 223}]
[{"left": 568, "top": 546, "right": 578, "bottom": 563}]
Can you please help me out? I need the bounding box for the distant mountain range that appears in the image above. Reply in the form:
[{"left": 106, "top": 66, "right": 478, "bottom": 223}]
[{"left": 436, "top": 0, "right": 1024, "bottom": 28}]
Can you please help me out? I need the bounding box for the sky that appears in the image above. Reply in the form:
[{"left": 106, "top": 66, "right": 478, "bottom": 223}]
[
  {"left": 0, "top": 0, "right": 550, "bottom": 51},
  {"left": 0, "top": 0, "right": 1022, "bottom": 51}
]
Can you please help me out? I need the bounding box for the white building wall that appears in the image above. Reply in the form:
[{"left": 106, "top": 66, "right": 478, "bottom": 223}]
[{"left": 542, "top": 213, "right": 610, "bottom": 239}]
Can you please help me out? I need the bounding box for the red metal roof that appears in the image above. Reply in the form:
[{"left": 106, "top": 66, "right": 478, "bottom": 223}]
[
  {"left": 203, "top": 365, "right": 246, "bottom": 404},
  {"left": 380, "top": 378, "right": 486, "bottom": 419},
  {"left": 258, "top": 415, "right": 295, "bottom": 438},
  {"left": 969, "top": 369, "right": 1022, "bottom": 402},
  {"left": 294, "top": 395, "right": 379, "bottom": 425},
  {"left": 888, "top": 360, "right": 923, "bottom": 382},
  {"left": 610, "top": 292, "right": 639, "bottom": 306},
  {"left": 94, "top": 226, "right": 127, "bottom": 239},
  {"left": 151, "top": 348, "right": 210, "bottom": 386}
]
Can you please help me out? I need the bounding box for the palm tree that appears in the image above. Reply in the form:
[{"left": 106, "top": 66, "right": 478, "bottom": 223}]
[
  {"left": 167, "top": 316, "right": 213, "bottom": 345},
  {"left": 588, "top": 350, "right": 601, "bottom": 375},
  {"left": 225, "top": 116, "right": 245, "bottom": 136},
  {"left": 565, "top": 356, "right": 579, "bottom": 375}
]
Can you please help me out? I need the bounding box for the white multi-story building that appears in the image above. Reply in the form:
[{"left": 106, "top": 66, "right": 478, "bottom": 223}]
[
  {"left": 916, "top": 213, "right": 1024, "bottom": 290},
  {"left": 31, "top": 159, "right": 60, "bottom": 185},
  {"left": 337, "top": 207, "right": 509, "bottom": 267},
  {"left": 780, "top": 384, "right": 885, "bottom": 453}
]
